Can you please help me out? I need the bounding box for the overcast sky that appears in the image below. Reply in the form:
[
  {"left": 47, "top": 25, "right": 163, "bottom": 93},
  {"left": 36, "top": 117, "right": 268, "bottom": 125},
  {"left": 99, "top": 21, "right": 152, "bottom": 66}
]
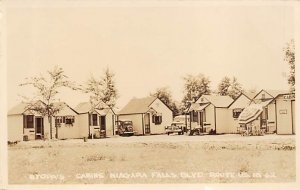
[{"left": 6, "top": 1, "right": 295, "bottom": 110}]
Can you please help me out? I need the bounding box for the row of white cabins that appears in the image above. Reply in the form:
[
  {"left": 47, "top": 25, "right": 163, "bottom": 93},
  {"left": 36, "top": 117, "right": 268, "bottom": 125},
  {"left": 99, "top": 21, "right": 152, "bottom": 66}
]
[{"left": 7, "top": 89, "right": 295, "bottom": 141}]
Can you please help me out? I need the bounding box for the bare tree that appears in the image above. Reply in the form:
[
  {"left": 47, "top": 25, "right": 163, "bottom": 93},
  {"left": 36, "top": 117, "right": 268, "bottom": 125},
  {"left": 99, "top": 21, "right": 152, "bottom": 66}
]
[
  {"left": 20, "top": 66, "right": 77, "bottom": 139},
  {"left": 83, "top": 67, "right": 118, "bottom": 110},
  {"left": 101, "top": 67, "right": 118, "bottom": 108},
  {"left": 84, "top": 75, "right": 106, "bottom": 110}
]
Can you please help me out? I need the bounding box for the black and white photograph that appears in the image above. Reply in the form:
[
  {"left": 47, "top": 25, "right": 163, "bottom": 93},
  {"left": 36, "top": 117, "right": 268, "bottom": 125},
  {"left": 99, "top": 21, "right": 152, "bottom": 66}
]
[{"left": 0, "top": 0, "right": 299, "bottom": 189}]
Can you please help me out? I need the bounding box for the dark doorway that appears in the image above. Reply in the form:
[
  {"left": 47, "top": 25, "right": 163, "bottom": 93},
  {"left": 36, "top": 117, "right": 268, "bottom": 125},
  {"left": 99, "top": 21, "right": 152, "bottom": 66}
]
[
  {"left": 100, "top": 116, "right": 106, "bottom": 131},
  {"left": 35, "top": 117, "right": 44, "bottom": 139},
  {"left": 144, "top": 113, "right": 151, "bottom": 134}
]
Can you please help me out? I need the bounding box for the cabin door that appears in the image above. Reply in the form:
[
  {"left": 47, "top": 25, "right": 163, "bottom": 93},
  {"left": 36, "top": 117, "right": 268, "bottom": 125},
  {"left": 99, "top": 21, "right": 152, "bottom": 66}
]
[
  {"left": 144, "top": 113, "right": 151, "bottom": 135},
  {"left": 260, "top": 107, "right": 268, "bottom": 131},
  {"left": 35, "top": 117, "right": 44, "bottom": 139},
  {"left": 100, "top": 116, "right": 106, "bottom": 131}
]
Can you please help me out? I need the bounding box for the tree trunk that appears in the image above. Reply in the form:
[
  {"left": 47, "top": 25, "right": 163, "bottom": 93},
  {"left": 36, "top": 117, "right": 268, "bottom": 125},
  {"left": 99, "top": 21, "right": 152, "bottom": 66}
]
[
  {"left": 55, "top": 118, "right": 58, "bottom": 139},
  {"left": 49, "top": 116, "right": 52, "bottom": 139}
]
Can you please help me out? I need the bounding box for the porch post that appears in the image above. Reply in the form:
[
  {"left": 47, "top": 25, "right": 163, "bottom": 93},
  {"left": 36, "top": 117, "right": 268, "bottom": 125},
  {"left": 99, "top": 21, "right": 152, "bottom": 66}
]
[
  {"left": 49, "top": 116, "right": 52, "bottom": 139},
  {"left": 189, "top": 111, "right": 192, "bottom": 131},
  {"left": 275, "top": 101, "right": 278, "bottom": 134},
  {"left": 142, "top": 113, "right": 145, "bottom": 135},
  {"left": 291, "top": 100, "right": 294, "bottom": 134},
  {"left": 214, "top": 107, "right": 217, "bottom": 133},
  {"left": 55, "top": 116, "right": 58, "bottom": 139}
]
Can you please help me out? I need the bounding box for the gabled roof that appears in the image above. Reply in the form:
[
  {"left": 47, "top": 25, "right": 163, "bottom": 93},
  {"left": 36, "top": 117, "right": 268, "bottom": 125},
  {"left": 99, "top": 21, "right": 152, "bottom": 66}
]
[
  {"left": 96, "top": 108, "right": 115, "bottom": 116},
  {"left": 243, "top": 91, "right": 257, "bottom": 100},
  {"left": 200, "top": 95, "right": 234, "bottom": 108},
  {"left": 53, "top": 102, "right": 79, "bottom": 116},
  {"left": 7, "top": 102, "right": 28, "bottom": 115},
  {"left": 228, "top": 93, "right": 251, "bottom": 109},
  {"left": 118, "top": 96, "right": 157, "bottom": 115},
  {"left": 75, "top": 102, "right": 109, "bottom": 114},
  {"left": 188, "top": 102, "right": 210, "bottom": 112},
  {"left": 8, "top": 100, "right": 46, "bottom": 115},
  {"left": 253, "top": 89, "right": 290, "bottom": 99},
  {"left": 8, "top": 101, "right": 78, "bottom": 115},
  {"left": 264, "top": 89, "right": 290, "bottom": 97}
]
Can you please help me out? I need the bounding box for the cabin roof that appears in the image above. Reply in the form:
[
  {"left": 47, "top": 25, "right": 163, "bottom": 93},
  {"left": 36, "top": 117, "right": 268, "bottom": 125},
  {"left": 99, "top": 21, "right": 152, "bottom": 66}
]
[
  {"left": 200, "top": 95, "right": 234, "bottom": 108},
  {"left": 118, "top": 96, "right": 157, "bottom": 115}
]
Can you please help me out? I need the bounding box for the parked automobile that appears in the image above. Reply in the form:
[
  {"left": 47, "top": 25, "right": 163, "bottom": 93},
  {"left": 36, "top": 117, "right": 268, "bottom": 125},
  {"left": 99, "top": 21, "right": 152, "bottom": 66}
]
[
  {"left": 116, "top": 120, "right": 135, "bottom": 136},
  {"left": 165, "top": 121, "right": 185, "bottom": 135},
  {"left": 173, "top": 115, "right": 190, "bottom": 132}
]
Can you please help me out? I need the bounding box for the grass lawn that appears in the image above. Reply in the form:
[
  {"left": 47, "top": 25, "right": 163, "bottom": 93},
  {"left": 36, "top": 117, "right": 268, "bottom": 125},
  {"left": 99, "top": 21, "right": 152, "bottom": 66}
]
[{"left": 8, "top": 134, "right": 295, "bottom": 184}]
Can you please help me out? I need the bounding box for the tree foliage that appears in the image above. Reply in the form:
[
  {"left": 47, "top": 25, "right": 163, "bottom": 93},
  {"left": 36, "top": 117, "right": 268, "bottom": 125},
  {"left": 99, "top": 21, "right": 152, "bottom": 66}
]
[
  {"left": 182, "top": 74, "right": 211, "bottom": 109},
  {"left": 228, "top": 77, "right": 243, "bottom": 99},
  {"left": 217, "top": 76, "right": 243, "bottom": 99},
  {"left": 20, "top": 66, "right": 77, "bottom": 139},
  {"left": 84, "top": 67, "right": 118, "bottom": 109},
  {"left": 218, "top": 76, "right": 231, "bottom": 96},
  {"left": 284, "top": 39, "right": 295, "bottom": 93}
]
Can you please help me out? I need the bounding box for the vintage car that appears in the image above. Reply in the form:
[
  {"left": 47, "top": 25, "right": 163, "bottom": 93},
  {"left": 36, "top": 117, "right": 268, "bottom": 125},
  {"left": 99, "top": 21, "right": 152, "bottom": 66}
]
[
  {"left": 165, "top": 121, "right": 185, "bottom": 135},
  {"left": 173, "top": 115, "right": 190, "bottom": 132},
  {"left": 116, "top": 120, "right": 135, "bottom": 136}
]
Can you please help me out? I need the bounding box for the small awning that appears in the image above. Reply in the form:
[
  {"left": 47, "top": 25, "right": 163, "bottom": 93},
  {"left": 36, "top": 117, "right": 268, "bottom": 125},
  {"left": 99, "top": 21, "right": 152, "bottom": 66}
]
[
  {"left": 146, "top": 107, "right": 158, "bottom": 115},
  {"left": 95, "top": 108, "right": 110, "bottom": 116},
  {"left": 238, "top": 104, "right": 263, "bottom": 124},
  {"left": 260, "top": 99, "right": 274, "bottom": 107},
  {"left": 188, "top": 103, "right": 210, "bottom": 112}
]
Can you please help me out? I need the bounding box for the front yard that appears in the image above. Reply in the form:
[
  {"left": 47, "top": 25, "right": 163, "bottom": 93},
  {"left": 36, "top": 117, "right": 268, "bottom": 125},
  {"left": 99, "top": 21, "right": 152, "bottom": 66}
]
[{"left": 8, "top": 134, "right": 295, "bottom": 184}]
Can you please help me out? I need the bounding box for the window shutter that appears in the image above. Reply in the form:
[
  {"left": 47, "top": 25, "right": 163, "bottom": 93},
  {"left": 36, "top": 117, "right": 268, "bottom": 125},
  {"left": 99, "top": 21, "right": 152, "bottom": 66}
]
[
  {"left": 152, "top": 115, "right": 155, "bottom": 123},
  {"left": 88, "top": 114, "right": 91, "bottom": 126},
  {"left": 62, "top": 116, "right": 65, "bottom": 123}
]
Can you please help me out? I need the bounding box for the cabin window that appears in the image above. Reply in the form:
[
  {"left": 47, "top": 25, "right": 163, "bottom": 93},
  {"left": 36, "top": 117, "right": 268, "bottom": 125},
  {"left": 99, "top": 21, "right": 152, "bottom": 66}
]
[
  {"left": 152, "top": 115, "right": 162, "bottom": 125},
  {"left": 233, "top": 108, "right": 243, "bottom": 118},
  {"left": 55, "top": 117, "right": 63, "bottom": 124},
  {"left": 65, "top": 116, "right": 75, "bottom": 125},
  {"left": 24, "top": 115, "right": 34, "bottom": 128},
  {"left": 92, "top": 114, "right": 98, "bottom": 126}
]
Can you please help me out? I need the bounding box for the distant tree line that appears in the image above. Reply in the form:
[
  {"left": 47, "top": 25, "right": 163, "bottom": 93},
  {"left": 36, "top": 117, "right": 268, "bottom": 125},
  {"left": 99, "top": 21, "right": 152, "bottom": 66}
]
[
  {"left": 151, "top": 74, "right": 243, "bottom": 116},
  {"left": 153, "top": 39, "right": 295, "bottom": 116}
]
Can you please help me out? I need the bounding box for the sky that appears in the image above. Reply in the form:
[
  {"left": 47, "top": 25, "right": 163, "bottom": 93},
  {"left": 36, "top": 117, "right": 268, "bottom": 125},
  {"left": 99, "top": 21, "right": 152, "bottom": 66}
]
[{"left": 6, "top": 1, "right": 295, "bottom": 110}]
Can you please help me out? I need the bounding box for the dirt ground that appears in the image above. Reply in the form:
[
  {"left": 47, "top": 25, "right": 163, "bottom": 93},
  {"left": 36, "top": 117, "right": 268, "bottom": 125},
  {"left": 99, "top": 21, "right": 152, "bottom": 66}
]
[{"left": 8, "top": 134, "right": 295, "bottom": 184}]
